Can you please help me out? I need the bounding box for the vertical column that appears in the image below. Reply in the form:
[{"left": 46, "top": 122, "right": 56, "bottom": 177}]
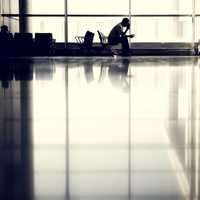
[
  {"left": 0, "top": 0, "right": 3, "bottom": 25},
  {"left": 8, "top": 0, "right": 11, "bottom": 28},
  {"left": 65, "top": 0, "right": 68, "bottom": 44},
  {"left": 19, "top": 0, "right": 29, "bottom": 32},
  {"left": 0, "top": 0, "right": 1, "bottom": 15},
  {"left": 129, "top": 0, "right": 131, "bottom": 43},
  {"left": 192, "top": 0, "right": 196, "bottom": 45}
]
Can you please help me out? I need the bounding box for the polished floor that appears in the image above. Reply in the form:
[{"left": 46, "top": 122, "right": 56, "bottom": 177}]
[{"left": 0, "top": 56, "right": 200, "bottom": 200}]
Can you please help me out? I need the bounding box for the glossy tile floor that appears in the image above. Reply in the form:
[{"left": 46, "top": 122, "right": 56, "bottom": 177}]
[{"left": 0, "top": 56, "right": 200, "bottom": 200}]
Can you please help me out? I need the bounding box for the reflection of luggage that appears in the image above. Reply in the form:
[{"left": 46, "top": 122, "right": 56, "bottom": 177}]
[{"left": 83, "top": 31, "right": 94, "bottom": 49}]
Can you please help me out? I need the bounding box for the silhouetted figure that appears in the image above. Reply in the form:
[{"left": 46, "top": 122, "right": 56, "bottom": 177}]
[
  {"left": 0, "top": 25, "right": 13, "bottom": 56},
  {"left": 0, "top": 25, "right": 13, "bottom": 37},
  {"left": 108, "top": 18, "right": 134, "bottom": 56}
]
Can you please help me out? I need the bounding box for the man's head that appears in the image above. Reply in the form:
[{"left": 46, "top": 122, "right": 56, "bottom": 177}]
[
  {"left": 1, "top": 25, "right": 8, "bottom": 33},
  {"left": 121, "top": 18, "right": 130, "bottom": 27}
]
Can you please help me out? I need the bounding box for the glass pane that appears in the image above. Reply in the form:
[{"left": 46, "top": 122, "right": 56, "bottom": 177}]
[
  {"left": 2, "top": 0, "right": 10, "bottom": 14},
  {"left": 3, "top": 17, "right": 19, "bottom": 33},
  {"left": 10, "top": 0, "right": 19, "bottom": 13},
  {"left": 28, "top": 17, "right": 65, "bottom": 42},
  {"left": 131, "top": 17, "right": 192, "bottom": 42},
  {"left": 68, "top": 0, "right": 129, "bottom": 14},
  {"left": 68, "top": 17, "right": 124, "bottom": 42},
  {"left": 196, "top": 17, "right": 200, "bottom": 42},
  {"left": 196, "top": 0, "right": 200, "bottom": 14},
  {"left": 28, "top": 0, "right": 65, "bottom": 14},
  {"left": 132, "top": 0, "right": 192, "bottom": 14},
  {"left": 2, "top": 0, "right": 19, "bottom": 14}
]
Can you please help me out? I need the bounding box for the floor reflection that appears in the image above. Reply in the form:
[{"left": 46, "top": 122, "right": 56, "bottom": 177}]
[{"left": 0, "top": 57, "right": 200, "bottom": 200}]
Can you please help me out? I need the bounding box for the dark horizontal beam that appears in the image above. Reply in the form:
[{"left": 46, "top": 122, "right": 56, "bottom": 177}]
[{"left": 1, "top": 14, "right": 197, "bottom": 17}]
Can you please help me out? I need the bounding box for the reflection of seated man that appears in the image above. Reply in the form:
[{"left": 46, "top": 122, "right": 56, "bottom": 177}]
[
  {"left": 0, "top": 60, "right": 14, "bottom": 89},
  {"left": 108, "top": 18, "right": 134, "bottom": 56},
  {"left": 83, "top": 61, "right": 94, "bottom": 83},
  {"left": 108, "top": 58, "right": 130, "bottom": 92}
]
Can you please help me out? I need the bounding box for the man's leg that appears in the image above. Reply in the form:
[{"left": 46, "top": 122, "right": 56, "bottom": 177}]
[{"left": 120, "top": 37, "right": 130, "bottom": 54}]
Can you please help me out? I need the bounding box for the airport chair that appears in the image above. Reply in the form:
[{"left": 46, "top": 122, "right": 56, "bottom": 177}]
[
  {"left": 75, "top": 36, "right": 85, "bottom": 45},
  {"left": 34, "top": 33, "right": 56, "bottom": 55},
  {"left": 13, "top": 33, "right": 34, "bottom": 56},
  {"left": 75, "top": 31, "right": 94, "bottom": 47},
  {"left": 75, "top": 31, "right": 95, "bottom": 55},
  {"left": 97, "top": 30, "right": 118, "bottom": 55}
]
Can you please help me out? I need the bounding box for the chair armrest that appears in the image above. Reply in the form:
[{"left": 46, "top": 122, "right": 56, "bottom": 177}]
[{"left": 75, "top": 36, "right": 84, "bottom": 44}]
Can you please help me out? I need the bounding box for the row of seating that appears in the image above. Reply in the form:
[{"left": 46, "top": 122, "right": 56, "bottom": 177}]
[
  {"left": 75, "top": 31, "right": 196, "bottom": 56},
  {"left": 75, "top": 30, "right": 116, "bottom": 56},
  {"left": 0, "top": 32, "right": 55, "bottom": 56}
]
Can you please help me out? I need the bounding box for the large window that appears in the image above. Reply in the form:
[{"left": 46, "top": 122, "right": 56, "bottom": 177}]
[
  {"left": 3, "top": 17, "right": 19, "bottom": 32},
  {"left": 2, "top": 0, "right": 19, "bottom": 14},
  {"left": 68, "top": 0, "right": 129, "bottom": 14},
  {"left": 29, "top": 0, "right": 65, "bottom": 14},
  {"left": 68, "top": 17, "right": 123, "bottom": 42},
  {"left": 0, "top": 0, "right": 200, "bottom": 43},
  {"left": 196, "top": 0, "right": 200, "bottom": 14},
  {"left": 196, "top": 17, "right": 200, "bottom": 42},
  {"left": 132, "top": 17, "right": 192, "bottom": 42},
  {"left": 28, "top": 17, "right": 65, "bottom": 42},
  {"left": 132, "top": 0, "right": 192, "bottom": 14}
]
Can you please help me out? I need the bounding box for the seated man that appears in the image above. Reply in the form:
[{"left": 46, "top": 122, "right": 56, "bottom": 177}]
[
  {"left": 108, "top": 18, "right": 134, "bottom": 55},
  {"left": 0, "top": 25, "right": 13, "bottom": 55},
  {"left": 0, "top": 25, "right": 13, "bottom": 39}
]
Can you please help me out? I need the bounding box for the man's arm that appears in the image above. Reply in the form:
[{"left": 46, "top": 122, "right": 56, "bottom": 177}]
[
  {"left": 121, "top": 23, "right": 130, "bottom": 36},
  {"left": 126, "top": 34, "right": 135, "bottom": 38},
  {"left": 123, "top": 23, "right": 135, "bottom": 38}
]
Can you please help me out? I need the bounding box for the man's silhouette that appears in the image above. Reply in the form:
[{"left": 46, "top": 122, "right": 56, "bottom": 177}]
[
  {"left": 0, "top": 25, "right": 13, "bottom": 39},
  {"left": 0, "top": 25, "right": 13, "bottom": 55},
  {"left": 108, "top": 18, "right": 134, "bottom": 56}
]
